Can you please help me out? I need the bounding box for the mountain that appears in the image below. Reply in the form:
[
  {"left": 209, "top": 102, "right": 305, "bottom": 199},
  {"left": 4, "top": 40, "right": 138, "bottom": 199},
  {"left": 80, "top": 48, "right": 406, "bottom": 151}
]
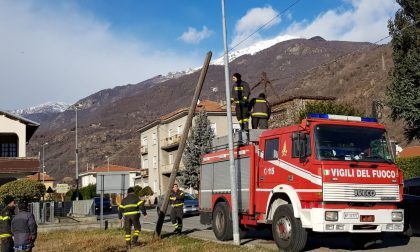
[
  {"left": 25, "top": 37, "right": 416, "bottom": 182},
  {"left": 11, "top": 101, "right": 69, "bottom": 116}
]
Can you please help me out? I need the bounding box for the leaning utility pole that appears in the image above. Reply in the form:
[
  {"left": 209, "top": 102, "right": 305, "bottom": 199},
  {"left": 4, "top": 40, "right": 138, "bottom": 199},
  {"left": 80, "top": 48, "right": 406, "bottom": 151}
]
[
  {"left": 221, "top": 0, "right": 240, "bottom": 245},
  {"left": 154, "top": 51, "right": 212, "bottom": 238}
]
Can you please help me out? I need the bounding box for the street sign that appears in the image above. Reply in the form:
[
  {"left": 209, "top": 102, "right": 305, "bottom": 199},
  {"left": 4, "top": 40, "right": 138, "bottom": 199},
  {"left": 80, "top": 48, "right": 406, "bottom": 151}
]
[
  {"left": 56, "top": 183, "right": 70, "bottom": 194},
  {"left": 96, "top": 172, "right": 130, "bottom": 194}
]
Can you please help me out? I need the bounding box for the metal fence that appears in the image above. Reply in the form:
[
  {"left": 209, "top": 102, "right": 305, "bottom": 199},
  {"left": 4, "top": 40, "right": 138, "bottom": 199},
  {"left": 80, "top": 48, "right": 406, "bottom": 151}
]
[{"left": 30, "top": 199, "right": 94, "bottom": 224}]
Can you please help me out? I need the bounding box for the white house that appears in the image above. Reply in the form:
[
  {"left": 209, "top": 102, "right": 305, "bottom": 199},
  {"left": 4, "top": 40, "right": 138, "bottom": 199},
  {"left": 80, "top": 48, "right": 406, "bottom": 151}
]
[{"left": 79, "top": 164, "right": 140, "bottom": 188}]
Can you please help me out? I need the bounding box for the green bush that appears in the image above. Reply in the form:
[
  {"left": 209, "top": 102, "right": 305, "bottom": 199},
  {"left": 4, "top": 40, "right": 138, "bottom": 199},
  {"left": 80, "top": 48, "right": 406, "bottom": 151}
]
[
  {"left": 0, "top": 179, "right": 46, "bottom": 203},
  {"left": 297, "top": 101, "right": 363, "bottom": 123},
  {"left": 80, "top": 184, "right": 98, "bottom": 200},
  {"left": 396, "top": 156, "right": 420, "bottom": 179},
  {"left": 133, "top": 185, "right": 142, "bottom": 197},
  {"left": 139, "top": 186, "right": 153, "bottom": 197}
]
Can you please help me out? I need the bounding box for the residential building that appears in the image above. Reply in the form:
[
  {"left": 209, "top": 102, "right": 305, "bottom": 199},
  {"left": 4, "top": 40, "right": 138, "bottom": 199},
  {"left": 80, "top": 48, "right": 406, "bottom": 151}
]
[
  {"left": 79, "top": 164, "right": 140, "bottom": 188},
  {"left": 269, "top": 96, "right": 336, "bottom": 128},
  {"left": 399, "top": 146, "right": 420, "bottom": 158},
  {"left": 0, "top": 110, "right": 40, "bottom": 185},
  {"left": 27, "top": 172, "right": 56, "bottom": 195},
  {"left": 137, "top": 100, "right": 239, "bottom": 197}
]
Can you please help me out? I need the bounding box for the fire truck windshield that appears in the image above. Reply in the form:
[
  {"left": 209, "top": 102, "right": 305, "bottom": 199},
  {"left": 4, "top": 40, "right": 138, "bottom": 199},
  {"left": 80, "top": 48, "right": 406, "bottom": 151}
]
[{"left": 314, "top": 124, "right": 393, "bottom": 163}]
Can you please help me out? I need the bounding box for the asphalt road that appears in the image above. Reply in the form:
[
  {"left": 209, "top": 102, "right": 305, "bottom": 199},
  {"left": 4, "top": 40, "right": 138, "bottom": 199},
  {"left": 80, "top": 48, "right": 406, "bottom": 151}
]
[{"left": 98, "top": 207, "right": 420, "bottom": 251}]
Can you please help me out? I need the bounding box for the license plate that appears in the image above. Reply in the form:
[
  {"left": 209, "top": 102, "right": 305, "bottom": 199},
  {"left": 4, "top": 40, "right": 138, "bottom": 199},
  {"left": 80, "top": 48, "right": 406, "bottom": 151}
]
[
  {"left": 344, "top": 212, "right": 359, "bottom": 219},
  {"left": 360, "top": 215, "right": 375, "bottom": 222}
]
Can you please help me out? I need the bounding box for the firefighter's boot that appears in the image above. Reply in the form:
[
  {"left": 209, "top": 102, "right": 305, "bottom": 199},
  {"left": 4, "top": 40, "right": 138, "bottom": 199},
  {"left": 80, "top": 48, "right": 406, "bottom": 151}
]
[
  {"left": 131, "top": 236, "right": 140, "bottom": 247},
  {"left": 126, "top": 241, "right": 131, "bottom": 250}
]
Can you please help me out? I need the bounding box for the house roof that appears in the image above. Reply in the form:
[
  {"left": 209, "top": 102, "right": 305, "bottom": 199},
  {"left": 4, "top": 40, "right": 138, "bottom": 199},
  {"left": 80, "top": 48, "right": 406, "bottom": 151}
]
[
  {"left": 271, "top": 95, "right": 336, "bottom": 107},
  {"left": 0, "top": 157, "right": 39, "bottom": 174},
  {"left": 0, "top": 110, "right": 40, "bottom": 141},
  {"left": 399, "top": 146, "right": 420, "bottom": 158},
  {"left": 27, "top": 172, "right": 55, "bottom": 181},
  {"left": 137, "top": 99, "right": 231, "bottom": 133}
]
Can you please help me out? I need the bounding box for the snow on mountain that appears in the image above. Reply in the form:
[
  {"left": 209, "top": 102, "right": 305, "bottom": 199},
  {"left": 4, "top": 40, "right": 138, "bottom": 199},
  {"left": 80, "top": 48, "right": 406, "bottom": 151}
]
[
  {"left": 11, "top": 101, "right": 70, "bottom": 116},
  {"left": 211, "top": 34, "right": 299, "bottom": 65}
]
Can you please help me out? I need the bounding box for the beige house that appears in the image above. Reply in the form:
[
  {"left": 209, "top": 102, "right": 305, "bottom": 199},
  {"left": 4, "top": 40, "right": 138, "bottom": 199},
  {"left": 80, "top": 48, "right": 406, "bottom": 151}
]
[
  {"left": 137, "top": 100, "right": 239, "bottom": 196},
  {"left": 269, "top": 96, "right": 336, "bottom": 128},
  {"left": 0, "top": 110, "right": 40, "bottom": 185}
]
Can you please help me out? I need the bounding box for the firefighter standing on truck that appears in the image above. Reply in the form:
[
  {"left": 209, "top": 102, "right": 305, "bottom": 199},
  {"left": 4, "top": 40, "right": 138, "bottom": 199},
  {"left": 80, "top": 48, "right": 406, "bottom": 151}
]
[
  {"left": 118, "top": 187, "right": 147, "bottom": 249},
  {"left": 249, "top": 93, "right": 271, "bottom": 129},
  {"left": 169, "top": 184, "right": 184, "bottom": 234},
  {"left": 231, "top": 73, "right": 251, "bottom": 130},
  {"left": 0, "top": 196, "right": 15, "bottom": 252}
]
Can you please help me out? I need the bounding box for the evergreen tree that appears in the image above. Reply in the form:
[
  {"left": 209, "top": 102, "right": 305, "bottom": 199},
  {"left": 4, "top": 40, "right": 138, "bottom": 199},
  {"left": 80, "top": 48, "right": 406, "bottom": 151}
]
[
  {"left": 179, "top": 110, "right": 214, "bottom": 191},
  {"left": 387, "top": 0, "right": 420, "bottom": 141}
]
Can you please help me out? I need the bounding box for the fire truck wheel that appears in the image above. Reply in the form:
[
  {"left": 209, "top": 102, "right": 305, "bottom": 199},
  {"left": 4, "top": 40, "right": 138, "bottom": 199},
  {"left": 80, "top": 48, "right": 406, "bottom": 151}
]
[
  {"left": 272, "top": 204, "right": 307, "bottom": 252},
  {"left": 212, "top": 202, "right": 233, "bottom": 241}
]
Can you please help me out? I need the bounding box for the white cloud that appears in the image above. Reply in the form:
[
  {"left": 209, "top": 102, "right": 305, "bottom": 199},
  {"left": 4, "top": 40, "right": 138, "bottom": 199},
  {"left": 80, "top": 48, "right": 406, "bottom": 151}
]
[
  {"left": 231, "top": 6, "right": 281, "bottom": 49},
  {"left": 178, "top": 26, "right": 214, "bottom": 44},
  {"left": 284, "top": 0, "right": 399, "bottom": 42},
  {"left": 0, "top": 1, "right": 201, "bottom": 110}
]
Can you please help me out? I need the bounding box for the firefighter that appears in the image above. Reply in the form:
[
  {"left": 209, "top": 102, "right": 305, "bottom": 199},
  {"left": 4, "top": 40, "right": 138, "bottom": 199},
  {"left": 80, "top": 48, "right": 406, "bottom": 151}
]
[
  {"left": 231, "top": 73, "right": 251, "bottom": 130},
  {"left": 249, "top": 93, "right": 271, "bottom": 129},
  {"left": 0, "top": 196, "right": 15, "bottom": 252},
  {"left": 169, "top": 184, "right": 184, "bottom": 234},
  {"left": 118, "top": 187, "right": 147, "bottom": 249}
]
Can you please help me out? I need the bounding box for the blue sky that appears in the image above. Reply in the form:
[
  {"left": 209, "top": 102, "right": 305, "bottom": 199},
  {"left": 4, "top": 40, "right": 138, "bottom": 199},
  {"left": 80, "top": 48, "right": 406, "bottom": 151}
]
[{"left": 0, "top": 0, "right": 399, "bottom": 110}]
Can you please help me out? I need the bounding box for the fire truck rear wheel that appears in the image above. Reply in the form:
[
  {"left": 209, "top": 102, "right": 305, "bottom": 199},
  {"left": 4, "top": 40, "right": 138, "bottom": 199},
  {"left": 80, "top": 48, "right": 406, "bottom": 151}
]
[
  {"left": 272, "top": 204, "right": 307, "bottom": 252},
  {"left": 212, "top": 202, "right": 233, "bottom": 241}
]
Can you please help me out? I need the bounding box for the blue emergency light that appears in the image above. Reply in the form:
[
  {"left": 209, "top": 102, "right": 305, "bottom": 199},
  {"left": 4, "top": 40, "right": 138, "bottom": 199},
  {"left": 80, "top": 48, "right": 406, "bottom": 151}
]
[{"left": 307, "top": 113, "right": 378, "bottom": 123}]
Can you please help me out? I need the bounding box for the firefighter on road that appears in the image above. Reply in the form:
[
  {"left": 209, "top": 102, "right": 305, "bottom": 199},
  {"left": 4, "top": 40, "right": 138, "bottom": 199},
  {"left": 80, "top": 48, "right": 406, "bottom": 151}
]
[
  {"left": 169, "top": 184, "right": 184, "bottom": 234},
  {"left": 249, "top": 93, "right": 271, "bottom": 129},
  {"left": 118, "top": 187, "right": 147, "bottom": 249},
  {"left": 0, "top": 196, "right": 15, "bottom": 252},
  {"left": 231, "top": 73, "right": 251, "bottom": 130}
]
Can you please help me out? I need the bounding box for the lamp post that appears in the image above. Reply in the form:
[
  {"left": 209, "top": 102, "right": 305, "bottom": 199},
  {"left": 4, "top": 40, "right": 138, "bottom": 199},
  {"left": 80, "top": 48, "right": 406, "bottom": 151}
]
[
  {"left": 73, "top": 103, "right": 82, "bottom": 200},
  {"left": 42, "top": 142, "right": 48, "bottom": 184}
]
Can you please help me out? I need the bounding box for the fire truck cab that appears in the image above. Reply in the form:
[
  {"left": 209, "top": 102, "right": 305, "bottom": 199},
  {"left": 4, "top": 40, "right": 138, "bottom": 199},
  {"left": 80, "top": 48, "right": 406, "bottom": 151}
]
[{"left": 199, "top": 114, "right": 404, "bottom": 251}]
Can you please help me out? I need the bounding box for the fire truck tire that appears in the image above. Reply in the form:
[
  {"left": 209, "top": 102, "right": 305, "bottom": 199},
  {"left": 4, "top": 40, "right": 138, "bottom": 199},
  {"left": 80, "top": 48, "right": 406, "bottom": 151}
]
[
  {"left": 212, "top": 202, "right": 233, "bottom": 241},
  {"left": 272, "top": 204, "right": 307, "bottom": 252}
]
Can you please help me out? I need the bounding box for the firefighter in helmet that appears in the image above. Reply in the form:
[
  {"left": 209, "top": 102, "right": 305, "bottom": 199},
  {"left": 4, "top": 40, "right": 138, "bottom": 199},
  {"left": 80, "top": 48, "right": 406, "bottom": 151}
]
[
  {"left": 249, "top": 93, "right": 271, "bottom": 129},
  {"left": 231, "top": 73, "right": 251, "bottom": 130},
  {"left": 0, "top": 195, "right": 15, "bottom": 252},
  {"left": 169, "top": 184, "right": 184, "bottom": 234},
  {"left": 118, "top": 187, "right": 147, "bottom": 249}
]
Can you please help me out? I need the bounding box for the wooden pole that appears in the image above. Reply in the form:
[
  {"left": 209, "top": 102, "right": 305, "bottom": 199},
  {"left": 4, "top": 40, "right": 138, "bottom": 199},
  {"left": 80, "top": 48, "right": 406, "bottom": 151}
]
[{"left": 154, "top": 51, "right": 212, "bottom": 238}]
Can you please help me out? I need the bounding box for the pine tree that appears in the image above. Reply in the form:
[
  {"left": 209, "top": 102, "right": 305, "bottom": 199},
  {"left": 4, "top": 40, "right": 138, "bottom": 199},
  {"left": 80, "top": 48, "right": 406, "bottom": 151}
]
[
  {"left": 179, "top": 110, "right": 214, "bottom": 191},
  {"left": 387, "top": 0, "right": 420, "bottom": 141}
]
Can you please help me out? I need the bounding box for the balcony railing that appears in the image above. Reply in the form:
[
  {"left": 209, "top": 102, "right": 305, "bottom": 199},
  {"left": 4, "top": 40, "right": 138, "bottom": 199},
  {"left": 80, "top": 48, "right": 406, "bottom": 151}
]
[
  {"left": 161, "top": 134, "right": 181, "bottom": 150},
  {"left": 140, "top": 145, "right": 148, "bottom": 155}
]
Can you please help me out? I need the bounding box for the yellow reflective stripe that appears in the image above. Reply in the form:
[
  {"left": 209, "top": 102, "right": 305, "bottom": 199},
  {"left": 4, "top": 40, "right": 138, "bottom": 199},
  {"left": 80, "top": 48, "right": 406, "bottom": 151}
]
[
  {"left": 230, "top": 98, "right": 234, "bottom": 101},
  {"left": 136, "top": 200, "right": 144, "bottom": 206},
  {"left": 234, "top": 87, "right": 244, "bottom": 90},
  {"left": 0, "top": 216, "right": 11, "bottom": 221},
  {"left": 243, "top": 96, "right": 248, "bottom": 100},
  {"left": 169, "top": 197, "right": 176, "bottom": 200},
  {"left": 256, "top": 99, "right": 266, "bottom": 103},
  {"left": 123, "top": 211, "right": 140, "bottom": 216},
  {"left": 0, "top": 234, "right": 12, "bottom": 238},
  {"left": 124, "top": 235, "right": 131, "bottom": 238},
  {"left": 252, "top": 112, "right": 268, "bottom": 117},
  {"left": 243, "top": 118, "right": 249, "bottom": 122},
  {"left": 234, "top": 101, "right": 240, "bottom": 104},
  {"left": 172, "top": 203, "right": 184, "bottom": 207},
  {"left": 180, "top": 192, "right": 184, "bottom": 195}
]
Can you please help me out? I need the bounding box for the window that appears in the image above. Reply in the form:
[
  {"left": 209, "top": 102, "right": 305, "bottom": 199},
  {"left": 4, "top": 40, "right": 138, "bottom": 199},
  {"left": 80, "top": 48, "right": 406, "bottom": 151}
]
[
  {"left": 232, "top": 123, "right": 241, "bottom": 133},
  {"left": 168, "top": 129, "right": 172, "bottom": 138},
  {"left": 0, "top": 134, "right": 18, "bottom": 157},
  {"left": 153, "top": 156, "right": 157, "bottom": 168},
  {"left": 264, "top": 138, "right": 279, "bottom": 160},
  {"left": 211, "top": 123, "right": 217, "bottom": 135},
  {"left": 152, "top": 133, "right": 157, "bottom": 145},
  {"left": 292, "top": 133, "right": 311, "bottom": 158},
  {"left": 143, "top": 158, "right": 148, "bottom": 168},
  {"left": 177, "top": 125, "right": 182, "bottom": 135},
  {"left": 169, "top": 153, "right": 174, "bottom": 164},
  {"left": 142, "top": 136, "right": 148, "bottom": 146}
]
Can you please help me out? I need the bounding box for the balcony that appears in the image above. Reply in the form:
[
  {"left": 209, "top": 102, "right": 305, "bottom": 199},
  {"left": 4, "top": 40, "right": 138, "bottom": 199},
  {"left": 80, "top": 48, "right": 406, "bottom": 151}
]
[
  {"left": 140, "top": 145, "right": 148, "bottom": 155},
  {"left": 161, "top": 134, "right": 181, "bottom": 151},
  {"left": 140, "top": 168, "right": 149, "bottom": 178}
]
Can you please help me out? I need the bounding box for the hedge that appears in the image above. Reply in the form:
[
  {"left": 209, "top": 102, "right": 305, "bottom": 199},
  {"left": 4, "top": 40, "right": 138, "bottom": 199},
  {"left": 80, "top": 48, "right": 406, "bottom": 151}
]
[
  {"left": 396, "top": 156, "right": 420, "bottom": 179},
  {"left": 0, "top": 179, "right": 46, "bottom": 203}
]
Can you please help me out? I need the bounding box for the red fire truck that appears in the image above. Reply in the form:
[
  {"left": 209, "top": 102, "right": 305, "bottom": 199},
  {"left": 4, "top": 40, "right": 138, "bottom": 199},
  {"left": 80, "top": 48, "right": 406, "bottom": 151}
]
[{"left": 199, "top": 114, "right": 404, "bottom": 251}]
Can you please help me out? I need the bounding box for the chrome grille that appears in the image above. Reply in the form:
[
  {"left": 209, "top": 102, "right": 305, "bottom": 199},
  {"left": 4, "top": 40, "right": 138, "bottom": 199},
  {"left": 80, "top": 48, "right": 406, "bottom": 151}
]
[{"left": 323, "top": 183, "right": 400, "bottom": 202}]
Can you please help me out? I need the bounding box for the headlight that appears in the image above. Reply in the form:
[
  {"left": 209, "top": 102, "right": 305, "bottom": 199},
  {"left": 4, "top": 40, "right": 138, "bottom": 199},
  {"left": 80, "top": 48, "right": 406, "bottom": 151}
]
[
  {"left": 325, "top": 211, "right": 338, "bottom": 221},
  {"left": 391, "top": 212, "right": 403, "bottom": 222}
]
